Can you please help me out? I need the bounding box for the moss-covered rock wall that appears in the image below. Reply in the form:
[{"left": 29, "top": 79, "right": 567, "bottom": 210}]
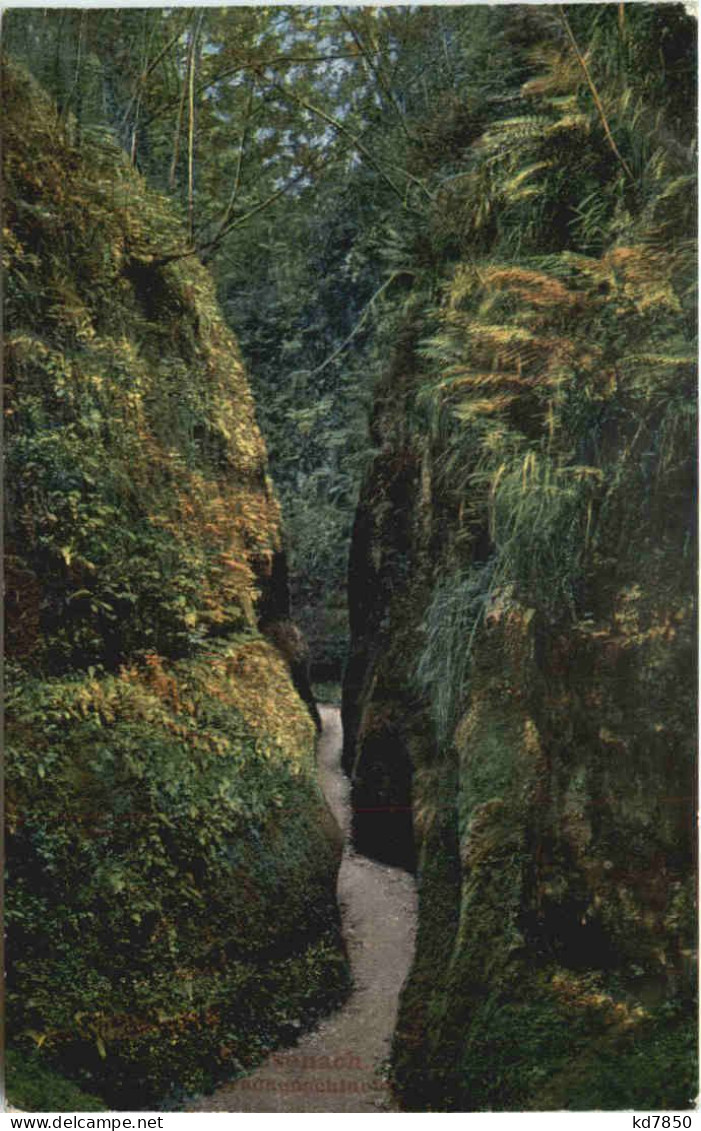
[
  {"left": 343, "top": 47, "right": 697, "bottom": 1110},
  {"left": 345, "top": 311, "right": 697, "bottom": 1115},
  {"left": 4, "top": 63, "right": 347, "bottom": 1109}
]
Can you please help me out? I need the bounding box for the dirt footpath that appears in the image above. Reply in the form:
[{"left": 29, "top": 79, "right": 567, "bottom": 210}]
[{"left": 186, "top": 705, "right": 418, "bottom": 1112}]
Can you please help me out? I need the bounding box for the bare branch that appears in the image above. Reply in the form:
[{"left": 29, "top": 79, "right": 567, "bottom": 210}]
[
  {"left": 558, "top": 5, "right": 636, "bottom": 185},
  {"left": 337, "top": 9, "right": 413, "bottom": 143},
  {"left": 268, "top": 78, "right": 432, "bottom": 207},
  {"left": 139, "top": 52, "right": 360, "bottom": 131},
  {"left": 121, "top": 10, "right": 193, "bottom": 134},
  {"left": 169, "top": 22, "right": 194, "bottom": 188},
  {"left": 148, "top": 163, "right": 313, "bottom": 268},
  {"left": 187, "top": 12, "right": 205, "bottom": 241},
  {"left": 298, "top": 270, "right": 416, "bottom": 381},
  {"left": 209, "top": 77, "right": 256, "bottom": 245}
]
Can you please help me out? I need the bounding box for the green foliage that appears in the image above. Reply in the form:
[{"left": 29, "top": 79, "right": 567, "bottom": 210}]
[
  {"left": 6, "top": 608, "right": 347, "bottom": 1109},
  {"left": 557, "top": 1003, "right": 698, "bottom": 1111},
  {"left": 415, "top": 565, "right": 493, "bottom": 747},
  {"left": 5, "top": 1050, "right": 107, "bottom": 1113},
  {"left": 5, "top": 4, "right": 697, "bottom": 1113},
  {"left": 311, "top": 682, "right": 342, "bottom": 707},
  {"left": 451, "top": 992, "right": 593, "bottom": 1111},
  {"left": 332, "top": 5, "right": 697, "bottom": 1114},
  {"left": 4, "top": 62, "right": 283, "bottom": 671},
  {"left": 4, "top": 59, "right": 348, "bottom": 1110},
  {"left": 489, "top": 456, "right": 593, "bottom": 615},
  {"left": 441, "top": 991, "right": 698, "bottom": 1112},
  {"left": 412, "top": 6, "right": 696, "bottom": 740},
  {"left": 3, "top": 4, "right": 536, "bottom": 680},
  {"left": 4, "top": 551, "right": 345, "bottom": 1108}
]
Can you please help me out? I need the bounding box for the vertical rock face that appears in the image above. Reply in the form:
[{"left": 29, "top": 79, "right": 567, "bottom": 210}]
[
  {"left": 4, "top": 63, "right": 346, "bottom": 1109},
  {"left": 342, "top": 327, "right": 427, "bottom": 872},
  {"left": 343, "top": 202, "right": 697, "bottom": 1116}
]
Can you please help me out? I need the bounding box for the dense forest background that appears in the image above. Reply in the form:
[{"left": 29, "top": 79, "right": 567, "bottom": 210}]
[
  {"left": 4, "top": 3, "right": 697, "bottom": 1112},
  {"left": 9, "top": 3, "right": 694, "bottom": 681}
]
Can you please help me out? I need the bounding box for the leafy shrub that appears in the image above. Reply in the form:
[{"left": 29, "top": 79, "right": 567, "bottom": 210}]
[
  {"left": 5, "top": 1049, "right": 107, "bottom": 1113},
  {"left": 6, "top": 637, "right": 348, "bottom": 1109}
]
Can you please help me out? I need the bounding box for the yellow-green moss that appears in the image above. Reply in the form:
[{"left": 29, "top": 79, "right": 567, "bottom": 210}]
[{"left": 4, "top": 60, "right": 348, "bottom": 1109}]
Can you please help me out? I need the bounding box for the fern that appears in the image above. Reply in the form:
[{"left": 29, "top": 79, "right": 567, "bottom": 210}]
[{"left": 415, "top": 562, "right": 495, "bottom": 747}]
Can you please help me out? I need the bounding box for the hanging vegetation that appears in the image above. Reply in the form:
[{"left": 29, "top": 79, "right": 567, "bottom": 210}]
[
  {"left": 4, "top": 60, "right": 348, "bottom": 1110},
  {"left": 3, "top": 2, "right": 697, "bottom": 1113}
]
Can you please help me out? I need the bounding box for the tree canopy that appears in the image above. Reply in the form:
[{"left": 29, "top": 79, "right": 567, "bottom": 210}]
[{"left": 5, "top": 4, "right": 696, "bottom": 674}]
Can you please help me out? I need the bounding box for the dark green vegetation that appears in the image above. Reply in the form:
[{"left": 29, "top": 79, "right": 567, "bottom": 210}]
[
  {"left": 3, "top": 5, "right": 399, "bottom": 681},
  {"left": 340, "top": 3, "right": 698, "bottom": 1112},
  {"left": 4, "top": 3, "right": 698, "bottom": 1114},
  {"left": 4, "top": 1052, "right": 106, "bottom": 1113},
  {"left": 3, "top": 5, "right": 551, "bottom": 682},
  {"left": 4, "top": 61, "right": 348, "bottom": 1110}
]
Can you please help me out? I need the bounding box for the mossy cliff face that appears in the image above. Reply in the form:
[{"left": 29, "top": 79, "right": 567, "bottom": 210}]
[
  {"left": 343, "top": 191, "right": 697, "bottom": 1116},
  {"left": 4, "top": 64, "right": 346, "bottom": 1109}
]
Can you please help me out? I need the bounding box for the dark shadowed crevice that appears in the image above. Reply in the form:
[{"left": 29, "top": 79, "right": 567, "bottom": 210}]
[{"left": 350, "top": 730, "right": 417, "bottom": 873}]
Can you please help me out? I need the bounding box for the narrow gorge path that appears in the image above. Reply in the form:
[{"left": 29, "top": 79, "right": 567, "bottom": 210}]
[{"left": 186, "top": 705, "right": 418, "bottom": 1112}]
